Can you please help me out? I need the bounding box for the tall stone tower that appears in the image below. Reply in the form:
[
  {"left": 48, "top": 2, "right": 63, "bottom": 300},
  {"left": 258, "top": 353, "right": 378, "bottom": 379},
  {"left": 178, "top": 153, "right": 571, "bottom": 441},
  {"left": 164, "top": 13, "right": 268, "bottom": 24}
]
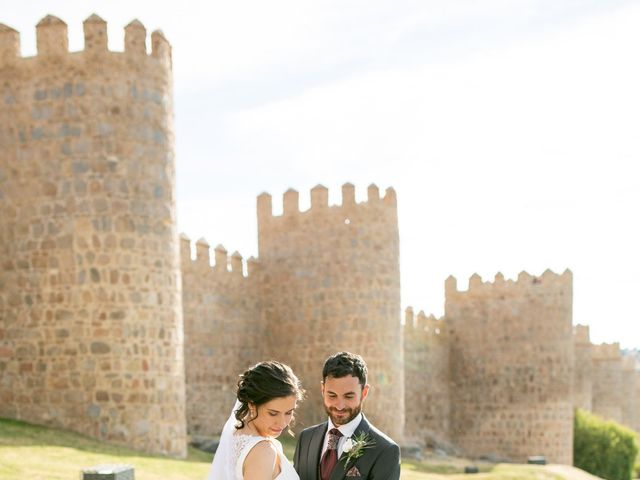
[
  {"left": 446, "top": 270, "right": 574, "bottom": 464},
  {"left": 591, "top": 343, "right": 623, "bottom": 423},
  {"left": 0, "top": 16, "right": 186, "bottom": 456},
  {"left": 256, "top": 184, "right": 404, "bottom": 439}
]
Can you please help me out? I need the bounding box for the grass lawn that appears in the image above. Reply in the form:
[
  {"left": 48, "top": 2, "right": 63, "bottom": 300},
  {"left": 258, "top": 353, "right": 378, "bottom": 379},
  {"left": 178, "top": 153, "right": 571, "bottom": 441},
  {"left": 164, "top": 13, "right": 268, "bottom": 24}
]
[{"left": 0, "top": 418, "right": 594, "bottom": 480}]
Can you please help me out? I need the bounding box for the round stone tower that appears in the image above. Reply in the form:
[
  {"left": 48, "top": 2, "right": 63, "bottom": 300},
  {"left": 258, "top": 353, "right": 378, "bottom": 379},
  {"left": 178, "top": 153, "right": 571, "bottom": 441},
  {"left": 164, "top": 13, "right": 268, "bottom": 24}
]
[
  {"left": 0, "top": 15, "right": 186, "bottom": 456},
  {"left": 446, "top": 270, "right": 574, "bottom": 464},
  {"left": 591, "top": 343, "right": 623, "bottom": 423},
  {"left": 256, "top": 184, "right": 404, "bottom": 440}
]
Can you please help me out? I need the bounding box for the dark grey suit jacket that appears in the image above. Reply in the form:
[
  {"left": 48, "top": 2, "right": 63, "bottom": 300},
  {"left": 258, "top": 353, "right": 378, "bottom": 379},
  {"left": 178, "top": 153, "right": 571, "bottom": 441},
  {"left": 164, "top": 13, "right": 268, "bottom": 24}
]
[{"left": 293, "top": 415, "right": 400, "bottom": 480}]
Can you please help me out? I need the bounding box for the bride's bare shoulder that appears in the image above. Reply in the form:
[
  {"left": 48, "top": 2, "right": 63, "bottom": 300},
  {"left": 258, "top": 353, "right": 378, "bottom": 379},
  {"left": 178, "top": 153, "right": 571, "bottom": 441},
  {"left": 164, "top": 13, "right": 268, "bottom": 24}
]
[{"left": 243, "top": 439, "right": 279, "bottom": 479}]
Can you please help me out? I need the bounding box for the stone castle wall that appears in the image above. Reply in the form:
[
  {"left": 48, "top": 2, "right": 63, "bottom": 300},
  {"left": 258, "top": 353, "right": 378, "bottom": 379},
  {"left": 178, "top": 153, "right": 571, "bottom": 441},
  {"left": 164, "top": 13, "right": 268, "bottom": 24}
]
[
  {"left": 572, "top": 325, "right": 593, "bottom": 411},
  {"left": 403, "top": 308, "right": 450, "bottom": 445},
  {"left": 403, "top": 292, "right": 639, "bottom": 461},
  {"left": 0, "top": 16, "right": 186, "bottom": 457},
  {"left": 254, "top": 184, "right": 404, "bottom": 439},
  {"left": 444, "top": 270, "right": 574, "bottom": 464},
  {"left": 2, "top": 14, "right": 639, "bottom": 464},
  {"left": 591, "top": 343, "right": 623, "bottom": 423},
  {"left": 620, "top": 356, "right": 637, "bottom": 431},
  {"left": 179, "top": 236, "right": 264, "bottom": 437}
]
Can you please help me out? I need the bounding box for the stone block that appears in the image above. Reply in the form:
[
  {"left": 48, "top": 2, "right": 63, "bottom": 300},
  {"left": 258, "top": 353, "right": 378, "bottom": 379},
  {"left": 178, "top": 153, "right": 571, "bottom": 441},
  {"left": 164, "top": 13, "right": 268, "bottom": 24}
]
[{"left": 82, "top": 464, "right": 134, "bottom": 480}]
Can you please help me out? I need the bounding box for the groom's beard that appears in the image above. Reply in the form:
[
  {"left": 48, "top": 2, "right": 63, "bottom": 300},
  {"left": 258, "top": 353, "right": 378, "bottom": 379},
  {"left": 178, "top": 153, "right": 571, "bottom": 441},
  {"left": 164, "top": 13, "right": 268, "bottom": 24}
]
[{"left": 324, "top": 403, "right": 362, "bottom": 426}]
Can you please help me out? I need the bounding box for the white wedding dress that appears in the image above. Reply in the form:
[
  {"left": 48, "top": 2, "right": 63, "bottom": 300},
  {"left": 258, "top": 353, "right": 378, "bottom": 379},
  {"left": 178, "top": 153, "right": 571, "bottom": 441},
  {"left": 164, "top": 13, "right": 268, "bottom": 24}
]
[
  {"left": 206, "top": 401, "right": 299, "bottom": 480},
  {"left": 232, "top": 433, "right": 299, "bottom": 480}
]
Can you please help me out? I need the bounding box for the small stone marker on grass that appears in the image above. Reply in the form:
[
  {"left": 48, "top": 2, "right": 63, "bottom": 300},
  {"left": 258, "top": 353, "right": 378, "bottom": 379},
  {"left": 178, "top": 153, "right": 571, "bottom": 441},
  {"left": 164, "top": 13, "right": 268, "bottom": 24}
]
[{"left": 81, "top": 464, "right": 134, "bottom": 480}]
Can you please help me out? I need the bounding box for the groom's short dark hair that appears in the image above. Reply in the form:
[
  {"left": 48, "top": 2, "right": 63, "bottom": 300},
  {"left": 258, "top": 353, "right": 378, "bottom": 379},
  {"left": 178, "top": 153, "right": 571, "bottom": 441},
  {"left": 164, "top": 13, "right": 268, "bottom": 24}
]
[{"left": 322, "top": 351, "right": 368, "bottom": 388}]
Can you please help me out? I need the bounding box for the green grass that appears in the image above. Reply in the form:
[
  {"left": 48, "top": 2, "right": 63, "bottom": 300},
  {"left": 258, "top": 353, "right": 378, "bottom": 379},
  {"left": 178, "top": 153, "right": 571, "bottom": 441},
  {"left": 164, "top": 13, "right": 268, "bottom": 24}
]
[
  {"left": 0, "top": 418, "right": 591, "bottom": 480},
  {"left": 0, "top": 418, "right": 210, "bottom": 480}
]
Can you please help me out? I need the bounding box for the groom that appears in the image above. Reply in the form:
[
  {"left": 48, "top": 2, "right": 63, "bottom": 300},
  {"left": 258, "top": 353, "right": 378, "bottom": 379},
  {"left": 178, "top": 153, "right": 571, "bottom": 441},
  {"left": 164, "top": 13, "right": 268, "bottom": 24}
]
[{"left": 294, "top": 352, "right": 401, "bottom": 479}]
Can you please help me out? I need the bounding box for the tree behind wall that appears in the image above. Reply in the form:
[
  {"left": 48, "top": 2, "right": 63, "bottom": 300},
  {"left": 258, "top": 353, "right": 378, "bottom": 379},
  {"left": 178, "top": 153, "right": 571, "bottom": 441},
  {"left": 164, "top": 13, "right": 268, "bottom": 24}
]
[{"left": 574, "top": 409, "right": 639, "bottom": 480}]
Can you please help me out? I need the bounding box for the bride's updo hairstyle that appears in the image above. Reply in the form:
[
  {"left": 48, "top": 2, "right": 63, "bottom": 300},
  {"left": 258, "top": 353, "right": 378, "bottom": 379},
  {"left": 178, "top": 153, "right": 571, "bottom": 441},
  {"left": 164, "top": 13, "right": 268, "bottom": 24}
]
[{"left": 235, "top": 361, "right": 305, "bottom": 430}]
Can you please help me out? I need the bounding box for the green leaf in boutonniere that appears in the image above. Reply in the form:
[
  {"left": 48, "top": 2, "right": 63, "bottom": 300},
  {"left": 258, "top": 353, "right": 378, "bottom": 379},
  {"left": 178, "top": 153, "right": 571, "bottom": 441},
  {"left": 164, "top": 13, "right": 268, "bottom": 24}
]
[{"left": 341, "top": 432, "right": 375, "bottom": 469}]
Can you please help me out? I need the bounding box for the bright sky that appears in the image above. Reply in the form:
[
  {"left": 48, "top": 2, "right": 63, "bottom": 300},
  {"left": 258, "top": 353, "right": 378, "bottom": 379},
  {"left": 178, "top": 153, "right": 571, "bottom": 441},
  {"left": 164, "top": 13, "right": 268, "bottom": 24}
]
[{"left": 7, "top": 1, "right": 640, "bottom": 348}]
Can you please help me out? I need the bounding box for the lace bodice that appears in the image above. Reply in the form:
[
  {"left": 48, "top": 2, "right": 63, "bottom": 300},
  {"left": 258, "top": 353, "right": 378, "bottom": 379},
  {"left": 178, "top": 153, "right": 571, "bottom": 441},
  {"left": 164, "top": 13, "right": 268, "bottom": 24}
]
[{"left": 233, "top": 433, "right": 299, "bottom": 480}]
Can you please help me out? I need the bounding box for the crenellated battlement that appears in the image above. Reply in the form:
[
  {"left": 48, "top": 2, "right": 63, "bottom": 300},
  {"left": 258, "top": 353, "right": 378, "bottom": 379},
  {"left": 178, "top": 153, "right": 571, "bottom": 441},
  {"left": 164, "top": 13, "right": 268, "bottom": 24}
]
[
  {"left": 592, "top": 342, "right": 621, "bottom": 361},
  {"left": 404, "top": 307, "right": 446, "bottom": 336},
  {"left": 445, "top": 268, "right": 572, "bottom": 296},
  {"left": 573, "top": 324, "right": 591, "bottom": 344},
  {"left": 179, "top": 233, "right": 255, "bottom": 278},
  {"left": 257, "top": 182, "right": 397, "bottom": 223},
  {"left": 0, "top": 14, "right": 171, "bottom": 68}
]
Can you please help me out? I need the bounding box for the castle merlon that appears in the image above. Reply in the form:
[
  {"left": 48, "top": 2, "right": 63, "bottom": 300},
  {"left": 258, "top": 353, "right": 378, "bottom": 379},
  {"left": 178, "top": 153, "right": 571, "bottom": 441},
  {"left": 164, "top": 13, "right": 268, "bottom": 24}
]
[
  {"left": 283, "top": 188, "right": 299, "bottom": 216},
  {"left": 231, "top": 251, "right": 243, "bottom": 275},
  {"left": 179, "top": 232, "right": 192, "bottom": 260},
  {"left": 342, "top": 183, "right": 356, "bottom": 206},
  {"left": 310, "top": 184, "right": 329, "bottom": 209},
  {"left": 0, "top": 16, "right": 172, "bottom": 66},
  {"left": 518, "top": 271, "right": 532, "bottom": 282},
  {"left": 0, "top": 24, "right": 20, "bottom": 64},
  {"left": 592, "top": 342, "right": 621, "bottom": 361},
  {"left": 469, "top": 273, "right": 482, "bottom": 289},
  {"left": 367, "top": 183, "right": 381, "bottom": 203},
  {"left": 36, "top": 15, "right": 68, "bottom": 56},
  {"left": 247, "top": 256, "right": 260, "bottom": 275},
  {"left": 125, "top": 19, "right": 147, "bottom": 56},
  {"left": 404, "top": 306, "right": 414, "bottom": 327},
  {"left": 83, "top": 14, "right": 107, "bottom": 53},
  {"left": 445, "top": 275, "right": 457, "bottom": 294},
  {"left": 445, "top": 268, "right": 572, "bottom": 295},
  {"left": 257, "top": 192, "right": 273, "bottom": 221},
  {"left": 383, "top": 186, "right": 397, "bottom": 206},
  {"left": 417, "top": 310, "right": 427, "bottom": 328},
  {"left": 195, "top": 237, "right": 210, "bottom": 264},
  {"left": 151, "top": 30, "right": 171, "bottom": 63},
  {"left": 573, "top": 324, "right": 591, "bottom": 344},
  {"left": 0, "top": 23, "right": 18, "bottom": 33},
  {"left": 214, "top": 244, "right": 227, "bottom": 272},
  {"left": 84, "top": 13, "right": 105, "bottom": 22},
  {"left": 256, "top": 183, "right": 398, "bottom": 221}
]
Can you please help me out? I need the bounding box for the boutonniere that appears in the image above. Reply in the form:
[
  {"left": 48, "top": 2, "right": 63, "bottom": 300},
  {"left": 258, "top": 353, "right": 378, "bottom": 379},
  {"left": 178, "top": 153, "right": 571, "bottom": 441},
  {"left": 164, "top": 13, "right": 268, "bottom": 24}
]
[{"left": 340, "top": 432, "right": 375, "bottom": 469}]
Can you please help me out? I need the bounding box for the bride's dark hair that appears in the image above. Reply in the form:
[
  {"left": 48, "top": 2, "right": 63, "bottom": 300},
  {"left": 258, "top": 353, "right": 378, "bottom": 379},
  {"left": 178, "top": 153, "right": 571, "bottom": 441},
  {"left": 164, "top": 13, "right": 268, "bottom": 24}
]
[{"left": 235, "top": 361, "right": 305, "bottom": 430}]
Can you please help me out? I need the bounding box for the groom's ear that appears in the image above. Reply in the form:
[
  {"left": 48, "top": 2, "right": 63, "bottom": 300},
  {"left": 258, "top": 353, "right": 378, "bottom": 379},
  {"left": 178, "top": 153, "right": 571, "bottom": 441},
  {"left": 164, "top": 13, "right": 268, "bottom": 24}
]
[
  {"left": 361, "top": 384, "right": 370, "bottom": 402},
  {"left": 320, "top": 381, "right": 325, "bottom": 397}
]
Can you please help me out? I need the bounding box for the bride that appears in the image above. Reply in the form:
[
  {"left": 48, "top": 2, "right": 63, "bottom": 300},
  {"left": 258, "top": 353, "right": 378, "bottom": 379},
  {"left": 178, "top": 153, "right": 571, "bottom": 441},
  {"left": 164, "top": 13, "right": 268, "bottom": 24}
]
[{"left": 207, "top": 361, "right": 305, "bottom": 479}]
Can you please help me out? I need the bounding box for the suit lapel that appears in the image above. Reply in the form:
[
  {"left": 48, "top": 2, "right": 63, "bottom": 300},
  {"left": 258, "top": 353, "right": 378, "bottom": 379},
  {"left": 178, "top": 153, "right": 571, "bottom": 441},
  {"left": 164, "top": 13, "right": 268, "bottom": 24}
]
[
  {"left": 308, "top": 423, "right": 327, "bottom": 480},
  {"left": 330, "top": 416, "right": 371, "bottom": 480}
]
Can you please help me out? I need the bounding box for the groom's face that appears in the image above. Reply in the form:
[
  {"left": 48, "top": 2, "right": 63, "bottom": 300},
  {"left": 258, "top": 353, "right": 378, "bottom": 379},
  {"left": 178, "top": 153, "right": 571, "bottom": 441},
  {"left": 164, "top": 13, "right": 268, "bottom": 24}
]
[{"left": 321, "top": 375, "right": 370, "bottom": 426}]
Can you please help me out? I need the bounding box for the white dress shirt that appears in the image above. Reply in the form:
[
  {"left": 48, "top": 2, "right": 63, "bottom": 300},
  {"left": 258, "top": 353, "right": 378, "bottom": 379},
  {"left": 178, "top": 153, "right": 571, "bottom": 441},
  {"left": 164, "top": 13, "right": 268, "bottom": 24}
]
[{"left": 321, "top": 413, "right": 363, "bottom": 458}]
